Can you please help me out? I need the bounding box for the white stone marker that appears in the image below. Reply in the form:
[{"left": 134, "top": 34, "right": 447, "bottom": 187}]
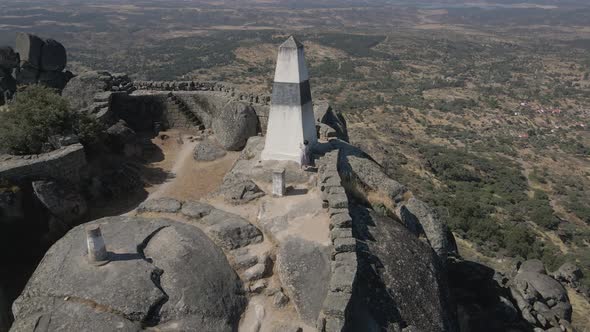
[
  {"left": 261, "top": 36, "right": 317, "bottom": 164},
  {"left": 272, "top": 168, "right": 286, "bottom": 197},
  {"left": 86, "top": 225, "right": 109, "bottom": 266}
]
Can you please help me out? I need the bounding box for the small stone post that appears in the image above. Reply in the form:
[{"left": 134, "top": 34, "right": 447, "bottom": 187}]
[
  {"left": 86, "top": 225, "right": 109, "bottom": 266},
  {"left": 272, "top": 168, "right": 286, "bottom": 197}
]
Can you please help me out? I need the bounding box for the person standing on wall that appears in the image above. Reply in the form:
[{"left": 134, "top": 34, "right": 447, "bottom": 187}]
[{"left": 301, "top": 140, "right": 311, "bottom": 169}]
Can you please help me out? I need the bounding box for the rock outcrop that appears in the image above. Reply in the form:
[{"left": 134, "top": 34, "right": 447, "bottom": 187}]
[
  {"left": 509, "top": 260, "right": 573, "bottom": 331},
  {"left": 320, "top": 139, "right": 407, "bottom": 208},
  {"left": 349, "top": 205, "right": 457, "bottom": 331},
  {"left": 0, "top": 33, "right": 72, "bottom": 104},
  {"left": 552, "top": 262, "right": 582, "bottom": 285},
  {"left": 314, "top": 101, "right": 348, "bottom": 141},
  {"left": 277, "top": 237, "right": 331, "bottom": 325},
  {"left": 62, "top": 71, "right": 134, "bottom": 123},
  {"left": 396, "top": 197, "right": 458, "bottom": 261},
  {"left": 447, "top": 259, "right": 532, "bottom": 331},
  {"left": 10, "top": 216, "right": 247, "bottom": 331},
  {"left": 14, "top": 33, "right": 71, "bottom": 90}
]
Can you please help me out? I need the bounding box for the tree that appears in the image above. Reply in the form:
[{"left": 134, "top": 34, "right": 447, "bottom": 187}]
[{"left": 0, "top": 85, "right": 103, "bottom": 155}]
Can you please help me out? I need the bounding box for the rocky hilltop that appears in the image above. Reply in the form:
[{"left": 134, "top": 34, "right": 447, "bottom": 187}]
[{"left": 0, "top": 33, "right": 587, "bottom": 332}]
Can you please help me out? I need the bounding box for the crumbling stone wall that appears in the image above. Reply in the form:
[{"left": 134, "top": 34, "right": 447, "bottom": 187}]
[
  {"left": 134, "top": 80, "right": 270, "bottom": 132},
  {"left": 0, "top": 144, "right": 86, "bottom": 183},
  {"left": 134, "top": 80, "right": 270, "bottom": 105},
  {"left": 316, "top": 150, "right": 357, "bottom": 332}
]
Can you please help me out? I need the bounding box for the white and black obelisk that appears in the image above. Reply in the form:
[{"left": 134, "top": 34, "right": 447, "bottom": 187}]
[{"left": 261, "top": 36, "right": 317, "bottom": 164}]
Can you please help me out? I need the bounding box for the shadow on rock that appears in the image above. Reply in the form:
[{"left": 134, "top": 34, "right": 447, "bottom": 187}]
[
  {"left": 447, "top": 259, "right": 535, "bottom": 332},
  {"left": 348, "top": 204, "right": 458, "bottom": 332}
]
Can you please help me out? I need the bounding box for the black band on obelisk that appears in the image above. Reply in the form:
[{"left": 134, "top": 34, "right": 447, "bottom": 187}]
[{"left": 271, "top": 80, "right": 312, "bottom": 106}]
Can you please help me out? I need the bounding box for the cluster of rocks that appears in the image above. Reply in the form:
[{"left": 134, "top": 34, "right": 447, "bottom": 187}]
[
  {"left": 15, "top": 33, "right": 72, "bottom": 89},
  {"left": 316, "top": 150, "right": 357, "bottom": 332},
  {"left": 509, "top": 259, "right": 574, "bottom": 331},
  {"left": 551, "top": 262, "right": 589, "bottom": 298},
  {"left": 62, "top": 71, "right": 134, "bottom": 122},
  {"left": 215, "top": 174, "right": 265, "bottom": 205},
  {"left": 134, "top": 80, "right": 271, "bottom": 106},
  {"left": 0, "top": 33, "right": 73, "bottom": 105},
  {"left": 314, "top": 101, "right": 349, "bottom": 142},
  {"left": 137, "top": 198, "right": 263, "bottom": 251}
]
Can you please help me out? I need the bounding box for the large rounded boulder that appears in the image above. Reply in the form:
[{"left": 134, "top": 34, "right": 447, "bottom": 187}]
[
  {"left": 40, "top": 39, "right": 67, "bottom": 72},
  {"left": 10, "top": 216, "right": 247, "bottom": 332},
  {"left": 212, "top": 101, "right": 258, "bottom": 151},
  {"left": 15, "top": 32, "right": 43, "bottom": 68},
  {"left": 194, "top": 139, "right": 227, "bottom": 161}
]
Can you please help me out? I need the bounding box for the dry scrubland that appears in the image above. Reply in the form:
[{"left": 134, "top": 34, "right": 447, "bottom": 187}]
[{"left": 1, "top": 0, "right": 590, "bottom": 326}]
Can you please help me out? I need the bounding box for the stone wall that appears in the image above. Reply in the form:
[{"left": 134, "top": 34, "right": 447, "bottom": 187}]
[
  {"left": 134, "top": 80, "right": 271, "bottom": 105},
  {"left": 0, "top": 144, "right": 86, "bottom": 183},
  {"left": 133, "top": 81, "right": 270, "bottom": 132},
  {"left": 316, "top": 150, "right": 357, "bottom": 332}
]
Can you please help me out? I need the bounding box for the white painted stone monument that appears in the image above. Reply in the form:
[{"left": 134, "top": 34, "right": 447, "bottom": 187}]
[
  {"left": 261, "top": 36, "right": 317, "bottom": 164},
  {"left": 272, "top": 168, "right": 286, "bottom": 197},
  {"left": 86, "top": 225, "right": 109, "bottom": 266}
]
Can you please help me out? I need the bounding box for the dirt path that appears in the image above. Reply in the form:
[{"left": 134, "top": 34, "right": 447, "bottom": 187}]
[{"left": 147, "top": 138, "right": 196, "bottom": 200}]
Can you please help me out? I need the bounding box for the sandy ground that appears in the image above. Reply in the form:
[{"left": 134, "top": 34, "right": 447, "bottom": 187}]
[{"left": 144, "top": 131, "right": 239, "bottom": 202}]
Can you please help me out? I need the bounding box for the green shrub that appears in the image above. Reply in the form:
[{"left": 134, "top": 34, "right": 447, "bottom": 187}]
[
  {"left": 504, "top": 224, "right": 542, "bottom": 259},
  {"left": 525, "top": 190, "right": 560, "bottom": 230},
  {"left": 0, "top": 85, "right": 103, "bottom": 155}
]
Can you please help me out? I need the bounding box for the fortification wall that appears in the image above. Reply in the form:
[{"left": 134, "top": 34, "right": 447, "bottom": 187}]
[
  {"left": 133, "top": 81, "right": 270, "bottom": 132},
  {"left": 134, "top": 80, "right": 271, "bottom": 106},
  {"left": 316, "top": 150, "right": 357, "bottom": 332},
  {"left": 0, "top": 144, "right": 86, "bottom": 183}
]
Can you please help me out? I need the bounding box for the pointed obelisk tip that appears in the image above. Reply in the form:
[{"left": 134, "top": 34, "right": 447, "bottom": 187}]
[{"left": 280, "top": 35, "right": 303, "bottom": 49}]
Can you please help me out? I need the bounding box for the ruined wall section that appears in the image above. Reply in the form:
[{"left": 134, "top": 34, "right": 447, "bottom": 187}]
[
  {"left": 133, "top": 81, "right": 270, "bottom": 132},
  {"left": 0, "top": 144, "right": 86, "bottom": 183},
  {"left": 316, "top": 150, "right": 357, "bottom": 332}
]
